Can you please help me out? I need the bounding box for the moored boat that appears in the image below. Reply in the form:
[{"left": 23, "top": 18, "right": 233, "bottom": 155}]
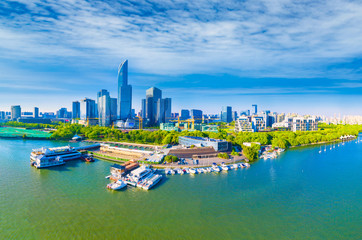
[{"left": 107, "top": 180, "right": 127, "bottom": 190}]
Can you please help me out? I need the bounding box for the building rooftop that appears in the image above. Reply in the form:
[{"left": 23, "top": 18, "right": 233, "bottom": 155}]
[{"left": 179, "top": 136, "right": 225, "bottom": 142}]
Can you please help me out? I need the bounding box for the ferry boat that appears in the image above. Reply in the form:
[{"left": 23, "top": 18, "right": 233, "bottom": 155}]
[
  {"left": 142, "top": 174, "right": 163, "bottom": 190},
  {"left": 129, "top": 165, "right": 153, "bottom": 182},
  {"left": 30, "top": 146, "right": 81, "bottom": 168}
]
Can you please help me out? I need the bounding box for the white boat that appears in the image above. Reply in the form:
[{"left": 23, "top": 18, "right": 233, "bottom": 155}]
[
  {"left": 142, "top": 174, "right": 163, "bottom": 190},
  {"left": 242, "top": 163, "right": 250, "bottom": 168},
  {"left": 129, "top": 165, "right": 153, "bottom": 182},
  {"left": 221, "top": 162, "right": 229, "bottom": 171},
  {"left": 184, "top": 168, "right": 190, "bottom": 174},
  {"left": 30, "top": 146, "right": 81, "bottom": 168},
  {"left": 198, "top": 168, "right": 204, "bottom": 173},
  {"left": 233, "top": 164, "right": 238, "bottom": 169},
  {"left": 189, "top": 168, "right": 197, "bottom": 174},
  {"left": 165, "top": 168, "right": 171, "bottom": 175},
  {"left": 107, "top": 180, "right": 127, "bottom": 190},
  {"left": 212, "top": 163, "right": 221, "bottom": 172},
  {"left": 170, "top": 169, "right": 175, "bottom": 175}
]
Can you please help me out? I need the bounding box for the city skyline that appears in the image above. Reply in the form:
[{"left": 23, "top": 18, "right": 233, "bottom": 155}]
[{"left": 1, "top": 0, "right": 362, "bottom": 115}]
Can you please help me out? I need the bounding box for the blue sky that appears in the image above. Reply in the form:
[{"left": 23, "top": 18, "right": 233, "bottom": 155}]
[{"left": 0, "top": 0, "right": 362, "bottom": 116}]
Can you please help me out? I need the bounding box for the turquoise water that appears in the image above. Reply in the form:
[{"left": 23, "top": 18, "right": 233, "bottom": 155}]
[{"left": 0, "top": 138, "right": 361, "bottom": 239}]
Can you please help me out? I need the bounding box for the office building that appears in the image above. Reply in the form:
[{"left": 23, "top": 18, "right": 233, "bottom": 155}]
[
  {"left": 0, "top": 111, "right": 5, "bottom": 120},
  {"left": 117, "top": 60, "right": 132, "bottom": 120},
  {"left": 56, "top": 108, "right": 69, "bottom": 118},
  {"left": 142, "top": 87, "right": 171, "bottom": 125},
  {"left": 164, "top": 98, "right": 172, "bottom": 122},
  {"left": 110, "top": 98, "right": 117, "bottom": 122},
  {"left": 180, "top": 109, "right": 190, "bottom": 120},
  {"left": 97, "top": 89, "right": 111, "bottom": 126},
  {"left": 72, "top": 101, "right": 80, "bottom": 119},
  {"left": 80, "top": 98, "right": 96, "bottom": 120},
  {"left": 221, "top": 106, "right": 232, "bottom": 123},
  {"left": 190, "top": 109, "right": 203, "bottom": 123},
  {"left": 141, "top": 99, "right": 146, "bottom": 119},
  {"left": 145, "top": 87, "right": 162, "bottom": 125},
  {"left": 42, "top": 112, "right": 55, "bottom": 119},
  {"left": 11, "top": 105, "right": 21, "bottom": 120},
  {"left": 34, "top": 107, "right": 39, "bottom": 118},
  {"left": 252, "top": 104, "right": 257, "bottom": 115}
]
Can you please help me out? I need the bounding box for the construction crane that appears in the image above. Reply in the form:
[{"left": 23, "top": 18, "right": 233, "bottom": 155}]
[{"left": 134, "top": 116, "right": 143, "bottom": 130}]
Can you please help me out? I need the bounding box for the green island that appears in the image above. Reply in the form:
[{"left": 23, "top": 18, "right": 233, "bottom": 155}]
[{"left": 1, "top": 121, "right": 361, "bottom": 162}]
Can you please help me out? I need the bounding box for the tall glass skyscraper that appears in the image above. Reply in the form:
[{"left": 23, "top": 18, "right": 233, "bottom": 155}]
[
  {"left": 72, "top": 101, "right": 80, "bottom": 119},
  {"left": 221, "top": 106, "right": 232, "bottom": 123},
  {"left": 80, "top": 98, "right": 96, "bottom": 120},
  {"left": 117, "top": 60, "right": 132, "bottom": 120},
  {"left": 97, "top": 89, "right": 111, "bottom": 126},
  {"left": 146, "top": 87, "right": 162, "bottom": 125}
]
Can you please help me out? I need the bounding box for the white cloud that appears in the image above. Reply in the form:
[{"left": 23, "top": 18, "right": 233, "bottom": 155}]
[{"left": 0, "top": 0, "right": 361, "bottom": 79}]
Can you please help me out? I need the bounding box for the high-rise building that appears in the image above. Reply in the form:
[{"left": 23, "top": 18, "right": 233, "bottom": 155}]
[
  {"left": 252, "top": 104, "right": 257, "bottom": 115},
  {"left": 233, "top": 111, "right": 238, "bottom": 121},
  {"left": 221, "top": 106, "right": 232, "bottom": 123},
  {"left": 110, "top": 98, "right": 117, "bottom": 122},
  {"left": 80, "top": 98, "right": 96, "bottom": 120},
  {"left": 34, "top": 107, "right": 39, "bottom": 118},
  {"left": 164, "top": 98, "right": 172, "bottom": 122},
  {"left": 144, "top": 87, "right": 172, "bottom": 125},
  {"left": 141, "top": 99, "right": 146, "bottom": 119},
  {"left": 180, "top": 109, "right": 190, "bottom": 120},
  {"left": 145, "top": 87, "right": 162, "bottom": 125},
  {"left": 190, "top": 109, "right": 203, "bottom": 123},
  {"left": 117, "top": 60, "right": 132, "bottom": 120},
  {"left": 56, "top": 108, "right": 68, "bottom": 118},
  {"left": 11, "top": 105, "right": 21, "bottom": 120},
  {"left": 97, "top": 89, "right": 111, "bottom": 126},
  {"left": 0, "top": 111, "right": 5, "bottom": 120},
  {"left": 72, "top": 101, "right": 80, "bottom": 119}
]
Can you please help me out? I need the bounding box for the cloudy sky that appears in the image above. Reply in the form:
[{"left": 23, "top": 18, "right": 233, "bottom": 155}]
[{"left": 0, "top": 0, "right": 362, "bottom": 115}]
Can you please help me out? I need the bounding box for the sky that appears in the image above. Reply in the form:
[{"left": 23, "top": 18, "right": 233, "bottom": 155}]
[{"left": 0, "top": 0, "right": 362, "bottom": 116}]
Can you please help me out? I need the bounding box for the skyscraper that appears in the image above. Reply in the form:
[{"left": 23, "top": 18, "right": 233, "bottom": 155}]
[
  {"left": 146, "top": 87, "right": 162, "bottom": 125},
  {"left": 117, "top": 60, "right": 132, "bottom": 120},
  {"left": 164, "top": 98, "right": 172, "bottom": 122},
  {"left": 190, "top": 109, "right": 203, "bottom": 123},
  {"left": 110, "top": 98, "right": 117, "bottom": 122},
  {"left": 80, "top": 98, "right": 96, "bottom": 120},
  {"left": 252, "top": 104, "right": 257, "bottom": 115},
  {"left": 144, "top": 87, "right": 172, "bottom": 125},
  {"left": 221, "top": 106, "right": 232, "bottom": 123},
  {"left": 11, "top": 105, "right": 21, "bottom": 120},
  {"left": 72, "top": 101, "right": 80, "bottom": 119},
  {"left": 141, "top": 99, "right": 146, "bottom": 119},
  {"left": 56, "top": 108, "right": 68, "bottom": 118},
  {"left": 97, "top": 89, "right": 111, "bottom": 126},
  {"left": 180, "top": 109, "right": 190, "bottom": 120},
  {"left": 34, "top": 107, "right": 39, "bottom": 118}
]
